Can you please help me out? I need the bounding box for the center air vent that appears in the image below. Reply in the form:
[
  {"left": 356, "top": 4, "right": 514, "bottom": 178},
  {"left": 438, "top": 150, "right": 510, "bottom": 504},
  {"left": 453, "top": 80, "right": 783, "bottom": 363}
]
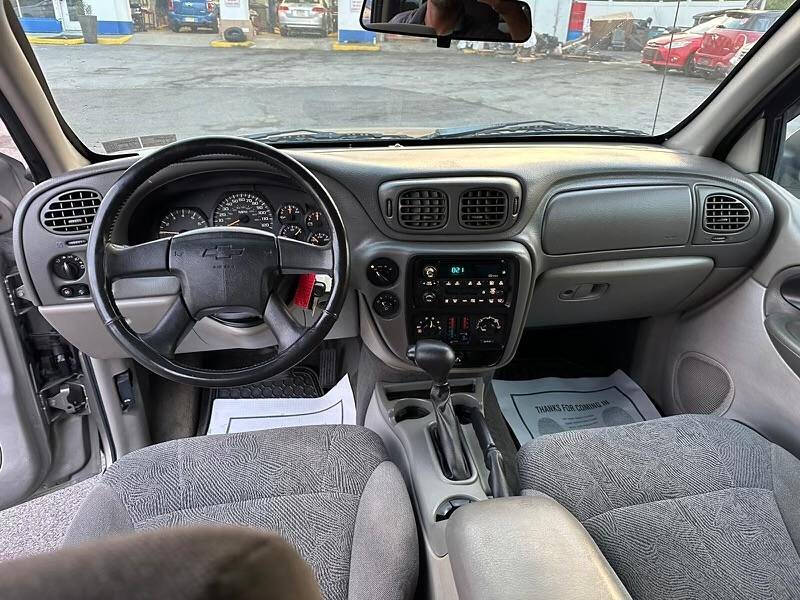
[
  {"left": 459, "top": 188, "right": 508, "bottom": 229},
  {"left": 41, "top": 189, "right": 102, "bottom": 235},
  {"left": 397, "top": 189, "right": 447, "bottom": 230},
  {"left": 702, "top": 194, "right": 751, "bottom": 234}
]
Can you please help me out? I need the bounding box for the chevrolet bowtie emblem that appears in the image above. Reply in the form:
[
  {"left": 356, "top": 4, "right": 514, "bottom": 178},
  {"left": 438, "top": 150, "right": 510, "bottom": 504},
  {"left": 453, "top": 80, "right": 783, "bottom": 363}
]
[{"left": 202, "top": 245, "right": 245, "bottom": 259}]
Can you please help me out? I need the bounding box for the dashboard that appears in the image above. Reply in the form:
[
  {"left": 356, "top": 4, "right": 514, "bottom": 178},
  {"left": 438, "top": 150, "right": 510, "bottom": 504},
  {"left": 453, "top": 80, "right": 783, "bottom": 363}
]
[
  {"left": 12, "top": 143, "right": 777, "bottom": 372},
  {"left": 125, "top": 172, "right": 332, "bottom": 246}
]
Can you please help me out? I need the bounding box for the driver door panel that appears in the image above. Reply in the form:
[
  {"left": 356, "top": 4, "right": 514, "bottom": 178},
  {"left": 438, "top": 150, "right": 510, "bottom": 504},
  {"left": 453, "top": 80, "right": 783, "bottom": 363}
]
[{"left": 0, "top": 149, "right": 102, "bottom": 510}]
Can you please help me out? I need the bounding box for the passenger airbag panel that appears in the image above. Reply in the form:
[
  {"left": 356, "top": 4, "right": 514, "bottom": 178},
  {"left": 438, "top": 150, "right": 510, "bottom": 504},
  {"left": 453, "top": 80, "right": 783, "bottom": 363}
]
[{"left": 543, "top": 185, "right": 693, "bottom": 255}]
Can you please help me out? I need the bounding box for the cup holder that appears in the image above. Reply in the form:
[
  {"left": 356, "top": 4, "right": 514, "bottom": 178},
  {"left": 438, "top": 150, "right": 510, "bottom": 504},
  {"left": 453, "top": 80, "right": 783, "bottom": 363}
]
[{"left": 394, "top": 405, "right": 431, "bottom": 423}]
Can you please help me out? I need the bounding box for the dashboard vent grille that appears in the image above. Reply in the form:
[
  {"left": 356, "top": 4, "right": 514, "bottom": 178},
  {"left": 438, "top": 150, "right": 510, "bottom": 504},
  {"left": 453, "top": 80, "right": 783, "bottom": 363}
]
[
  {"left": 41, "top": 189, "right": 102, "bottom": 235},
  {"left": 397, "top": 189, "right": 447, "bottom": 229},
  {"left": 703, "top": 194, "right": 750, "bottom": 234},
  {"left": 459, "top": 188, "right": 508, "bottom": 229}
]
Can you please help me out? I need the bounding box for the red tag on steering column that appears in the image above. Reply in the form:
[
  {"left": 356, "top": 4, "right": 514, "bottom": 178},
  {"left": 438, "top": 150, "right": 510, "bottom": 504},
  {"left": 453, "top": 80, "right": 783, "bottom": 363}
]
[{"left": 293, "top": 274, "right": 317, "bottom": 309}]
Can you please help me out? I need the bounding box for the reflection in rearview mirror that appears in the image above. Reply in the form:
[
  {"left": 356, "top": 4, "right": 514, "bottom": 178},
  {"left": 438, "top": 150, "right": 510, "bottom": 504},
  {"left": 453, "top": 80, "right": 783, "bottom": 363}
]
[{"left": 360, "top": 0, "right": 532, "bottom": 44}]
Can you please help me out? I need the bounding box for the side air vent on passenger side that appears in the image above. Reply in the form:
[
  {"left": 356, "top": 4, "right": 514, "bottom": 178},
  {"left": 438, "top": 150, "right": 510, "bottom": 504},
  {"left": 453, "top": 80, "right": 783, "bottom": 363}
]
[
  {"left": 702, "top": 194, "right": 751, "bottom": 234},
  {"left": 41, "top": 189, "right": 102, "bottom": 235},
  {"left": 397, "top": 188, "right": 447, "bottom": 229},
  {"left": 459, "top": 188, "right": 508, "bottom": 229}
]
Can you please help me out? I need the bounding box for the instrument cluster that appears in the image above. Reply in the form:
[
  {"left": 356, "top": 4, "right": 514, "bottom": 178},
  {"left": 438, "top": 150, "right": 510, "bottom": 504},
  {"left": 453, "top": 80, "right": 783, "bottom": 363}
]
[{"left": 154, "top": 189, "right": 331, "bottom": 246}]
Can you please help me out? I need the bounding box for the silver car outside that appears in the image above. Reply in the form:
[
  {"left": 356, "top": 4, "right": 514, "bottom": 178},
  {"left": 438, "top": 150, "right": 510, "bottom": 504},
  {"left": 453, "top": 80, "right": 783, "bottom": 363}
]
[{"left": 278, "top": 1, "right": 329, "bottom": 36}]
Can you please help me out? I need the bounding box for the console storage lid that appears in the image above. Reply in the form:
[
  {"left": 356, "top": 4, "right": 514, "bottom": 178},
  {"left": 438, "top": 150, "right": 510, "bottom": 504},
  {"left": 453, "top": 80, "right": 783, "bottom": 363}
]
[{"left": 446, "top": 495, "right": 631, "bottom": 600}]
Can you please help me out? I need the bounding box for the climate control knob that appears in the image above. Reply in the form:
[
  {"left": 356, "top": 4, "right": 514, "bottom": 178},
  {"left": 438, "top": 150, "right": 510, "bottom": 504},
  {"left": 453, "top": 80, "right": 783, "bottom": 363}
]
[
  {"left": 476, "top": 316, "right": 501, "bottom": 336},
  {"left": 416, "top": 316, "right": 443, "bottom": 338}
]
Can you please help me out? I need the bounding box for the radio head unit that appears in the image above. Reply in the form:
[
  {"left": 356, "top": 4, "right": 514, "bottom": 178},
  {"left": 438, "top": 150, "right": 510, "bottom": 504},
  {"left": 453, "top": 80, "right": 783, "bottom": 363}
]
[{"left": 408, "top": 256, "right": 517, "bottom": 368}]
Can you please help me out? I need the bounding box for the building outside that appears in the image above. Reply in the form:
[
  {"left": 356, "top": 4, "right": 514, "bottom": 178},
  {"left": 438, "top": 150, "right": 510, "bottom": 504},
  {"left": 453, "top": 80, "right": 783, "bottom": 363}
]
[{"left": 12, "top": 0, "right": 133, "bottom": 35}]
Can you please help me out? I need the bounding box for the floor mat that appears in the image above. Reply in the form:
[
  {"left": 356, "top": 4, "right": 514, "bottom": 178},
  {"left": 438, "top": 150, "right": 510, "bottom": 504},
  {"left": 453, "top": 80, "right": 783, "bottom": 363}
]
[
  {"left": 214, "top": 367, "right": 322, "bottom": 400},
  {"left": 493, "top": 370, "right": 660, "bottom": 445},
  {"left": 207, "top": 373, "right": 355, "bottom": 435}
]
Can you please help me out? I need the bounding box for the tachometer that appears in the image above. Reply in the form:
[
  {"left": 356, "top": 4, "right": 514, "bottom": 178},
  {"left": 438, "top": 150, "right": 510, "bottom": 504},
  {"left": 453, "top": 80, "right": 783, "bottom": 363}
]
[
  {"left": 158, "top": 208, "right": 208, "bottom": 238},
  {"left": 213, "top": 191, "right": 274, "bottom": 231}
]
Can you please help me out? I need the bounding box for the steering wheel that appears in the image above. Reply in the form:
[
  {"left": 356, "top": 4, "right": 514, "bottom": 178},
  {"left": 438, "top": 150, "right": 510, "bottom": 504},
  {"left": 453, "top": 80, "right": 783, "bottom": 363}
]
[{"left": 87, "top": 137, "right": 349, "bottom": 387}]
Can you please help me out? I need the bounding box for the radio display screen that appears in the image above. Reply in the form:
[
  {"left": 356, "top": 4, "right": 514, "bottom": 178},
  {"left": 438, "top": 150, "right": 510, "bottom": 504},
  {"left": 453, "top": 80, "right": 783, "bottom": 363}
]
[{"left": 438, "top": 261, "right": 505, "bottom": 279}]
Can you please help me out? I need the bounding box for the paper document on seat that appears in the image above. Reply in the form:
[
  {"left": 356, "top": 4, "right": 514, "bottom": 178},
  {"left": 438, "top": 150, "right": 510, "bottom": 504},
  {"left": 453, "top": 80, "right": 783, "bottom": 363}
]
[
  {"left": 207, "top": 374, "right": 356, "bottom": 434},
  {"left": 493, "top": 370, "right": 660, "bottom": 445}
]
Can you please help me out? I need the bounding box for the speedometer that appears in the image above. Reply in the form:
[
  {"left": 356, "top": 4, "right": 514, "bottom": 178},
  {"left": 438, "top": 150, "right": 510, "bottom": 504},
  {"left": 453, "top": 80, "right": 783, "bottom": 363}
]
[{"left": 213, "top": 191, "right": 274, "bottom": 231}]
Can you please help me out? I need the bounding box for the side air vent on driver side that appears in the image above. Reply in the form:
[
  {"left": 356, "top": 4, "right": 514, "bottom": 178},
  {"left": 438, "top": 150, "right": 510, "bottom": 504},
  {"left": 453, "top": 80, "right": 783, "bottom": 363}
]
[
  {"left": 459, "top": 188, "right": 508, "bottom": 229},
  {"left": 41, "top": 189, "right": 102, "bottom": 235},
  {"left": 397, "top": 188, "right": 447, "bottom": 229},
  {"left": 702, "top": 194, "right": 751, "bottom": 234}
]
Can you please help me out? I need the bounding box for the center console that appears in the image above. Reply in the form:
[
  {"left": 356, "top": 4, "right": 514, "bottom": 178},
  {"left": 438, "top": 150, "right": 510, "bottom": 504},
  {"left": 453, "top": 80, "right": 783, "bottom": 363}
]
[{"left": 408, "top": 256, "right": 518, "bottom": 368}]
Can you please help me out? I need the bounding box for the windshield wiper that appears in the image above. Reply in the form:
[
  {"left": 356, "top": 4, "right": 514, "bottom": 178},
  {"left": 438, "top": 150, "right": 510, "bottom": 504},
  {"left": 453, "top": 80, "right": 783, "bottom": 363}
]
[
  {"left": 247, "top": 129, "right": 418, "bottom": 144},
  {"left": 428, "top": 120, "right": 648, "bottom": 139}
]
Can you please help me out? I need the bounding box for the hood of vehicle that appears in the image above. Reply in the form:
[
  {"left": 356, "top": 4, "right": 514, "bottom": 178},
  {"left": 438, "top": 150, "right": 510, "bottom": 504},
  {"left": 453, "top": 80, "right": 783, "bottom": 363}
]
[{"left": 647, "top": 32, "right": 700, "bottom": 47}]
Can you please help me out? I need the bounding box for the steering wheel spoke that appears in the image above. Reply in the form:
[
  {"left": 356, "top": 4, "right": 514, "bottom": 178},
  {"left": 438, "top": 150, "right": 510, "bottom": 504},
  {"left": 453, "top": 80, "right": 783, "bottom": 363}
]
[
  {"left": 278, "top": 237, "right": 333, "bottom": 275},
  {"left": 264, "top": 293, "right": 306, "bottom": 351},
  {"left": 106, "top": 238, "right": 171, "bottom": 280},
  {"left": 141, "top": 298, "right": 196, "bottom": 356}
]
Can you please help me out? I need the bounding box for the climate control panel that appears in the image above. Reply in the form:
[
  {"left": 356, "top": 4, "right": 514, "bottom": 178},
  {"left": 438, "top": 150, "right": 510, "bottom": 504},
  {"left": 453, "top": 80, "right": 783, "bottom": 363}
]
[{"left": 408, "top": 256, "right": 517, "bottom": 368}]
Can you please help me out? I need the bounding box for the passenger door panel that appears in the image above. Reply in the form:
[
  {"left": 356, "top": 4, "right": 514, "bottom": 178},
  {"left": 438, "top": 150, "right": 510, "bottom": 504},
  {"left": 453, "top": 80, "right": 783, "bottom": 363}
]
[{"left": 656, "top": 175, "right": 800, "bottom": 456}]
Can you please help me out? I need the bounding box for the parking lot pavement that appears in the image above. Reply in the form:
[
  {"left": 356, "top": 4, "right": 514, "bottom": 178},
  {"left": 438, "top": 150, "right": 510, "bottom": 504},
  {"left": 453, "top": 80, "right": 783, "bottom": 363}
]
[
  {"left": 130, "top": 30, "right": 221, "bottom": 47},
  {"left": 31, "top": 42, "right": 719, "bottom": 152}
]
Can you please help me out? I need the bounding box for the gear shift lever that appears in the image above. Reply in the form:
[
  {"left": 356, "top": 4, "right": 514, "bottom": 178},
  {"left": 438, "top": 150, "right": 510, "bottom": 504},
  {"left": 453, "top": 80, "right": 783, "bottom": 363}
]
[{"left": 407, "top": 340, "right": 470, "bottom": 480}]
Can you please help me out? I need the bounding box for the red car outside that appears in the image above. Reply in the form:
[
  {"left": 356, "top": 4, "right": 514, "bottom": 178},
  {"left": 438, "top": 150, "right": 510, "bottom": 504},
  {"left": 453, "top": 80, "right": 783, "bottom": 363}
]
[
  {"left": 642, "top": 15, "right": 731, "bottom": 76},
  {"left": 693, "top": 10, "right": 782, "bottom": 78}
]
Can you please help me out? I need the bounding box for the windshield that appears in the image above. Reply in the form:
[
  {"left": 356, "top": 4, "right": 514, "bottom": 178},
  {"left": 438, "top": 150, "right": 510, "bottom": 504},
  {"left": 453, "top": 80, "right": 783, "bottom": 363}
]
[
  {"left": 11, "top": 0, "right": 794, "bottom": 152},
  {"left": 685, "top": 16, "right": 732, "bottom": 34}
]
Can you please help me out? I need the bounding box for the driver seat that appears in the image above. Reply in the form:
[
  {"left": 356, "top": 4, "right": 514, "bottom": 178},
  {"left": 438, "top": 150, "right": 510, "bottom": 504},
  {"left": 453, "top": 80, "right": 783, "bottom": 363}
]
[{"left": 65, "top": 425, "right": 418, "bottom": 600}]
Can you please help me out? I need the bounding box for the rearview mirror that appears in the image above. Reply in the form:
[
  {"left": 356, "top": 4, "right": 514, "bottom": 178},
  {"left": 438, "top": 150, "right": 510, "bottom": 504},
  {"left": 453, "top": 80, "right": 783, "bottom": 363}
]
[{"left": 360, "top": 0, "right": 532, "bottom": 45}]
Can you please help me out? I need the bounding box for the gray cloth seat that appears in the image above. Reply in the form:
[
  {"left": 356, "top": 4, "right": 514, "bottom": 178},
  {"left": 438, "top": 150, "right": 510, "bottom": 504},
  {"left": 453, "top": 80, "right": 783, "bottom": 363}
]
[
  {"left": 65, "top": 425, "right": 418, "bottom": 600},
  {"left": 518, "top": 414, "right": 800, "bottom": 600}
]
